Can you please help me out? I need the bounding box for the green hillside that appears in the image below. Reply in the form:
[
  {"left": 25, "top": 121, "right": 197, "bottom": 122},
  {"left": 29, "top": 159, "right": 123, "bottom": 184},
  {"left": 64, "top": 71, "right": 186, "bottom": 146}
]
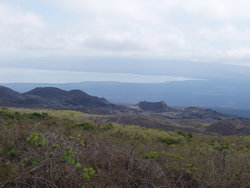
[{"left": 0, "top": 108, "right": 250, "bottom": 187}]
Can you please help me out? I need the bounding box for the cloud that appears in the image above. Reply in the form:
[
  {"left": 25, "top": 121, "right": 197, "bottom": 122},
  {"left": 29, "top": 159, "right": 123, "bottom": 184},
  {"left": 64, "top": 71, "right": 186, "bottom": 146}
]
[
  {"left": 0, "top": 2, "right": 45, "bottom": 55},
  {"left": 0, "top": 3, "right": 44, "bottom": 28},
  {"left": 0, "top": 67, "right": 201, "bottom": 83},
  {"left": 200, "top": 24, "right": 250, "bottom": 41},
  {"left": 226, "top": 49, "right": 250, "bottom": 59},
  {"left": 2, "top": 0, "right": 250, "bottom": 62},
  {"left": 57, "top": 0, "right": 250, "bottom": 21}
]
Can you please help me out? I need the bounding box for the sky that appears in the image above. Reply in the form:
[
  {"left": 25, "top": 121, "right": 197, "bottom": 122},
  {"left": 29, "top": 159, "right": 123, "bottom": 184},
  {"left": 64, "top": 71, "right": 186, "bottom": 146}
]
[{"left": 1, "top": 0, "right": 250, "bottom": 83}]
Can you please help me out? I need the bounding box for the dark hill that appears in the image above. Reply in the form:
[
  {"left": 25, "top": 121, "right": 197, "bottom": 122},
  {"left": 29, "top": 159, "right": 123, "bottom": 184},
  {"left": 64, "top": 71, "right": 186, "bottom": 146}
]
[
  {"left": 25, "top": 87, "right": 123, "bottom": 114},
  {"left": 25, "top": 87, "right": 69, "bottom": 98},
  {"left": 0, "top": 86, "right": 47, "bottom": 107},
  {"left": 0, "top": 86, "right": 23, "bottom": 100},
  {"left": 134, "top": 101, "right": 173, "bottom": 113},
  {"left": 26, "top": 87, "right": 112, "bottom": 107},
  {"left": 0, "top": 87, "right": 125, "bottom": 114}
]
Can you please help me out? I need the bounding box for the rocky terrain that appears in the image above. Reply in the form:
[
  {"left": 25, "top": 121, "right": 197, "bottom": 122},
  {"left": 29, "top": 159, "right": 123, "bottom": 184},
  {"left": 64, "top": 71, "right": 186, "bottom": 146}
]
[{"left": 132, "top": 101, "right": 246, "bottom": 122}]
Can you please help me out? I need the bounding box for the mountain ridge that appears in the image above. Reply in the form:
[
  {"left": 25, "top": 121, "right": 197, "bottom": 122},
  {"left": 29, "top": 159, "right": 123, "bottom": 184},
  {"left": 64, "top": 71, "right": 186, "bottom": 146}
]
[
  {"left": 0, "top": 86, "right": 248, "bottom": 122},
  {"left": 0, "top": 86, "right": 125, "bottom": 114}
]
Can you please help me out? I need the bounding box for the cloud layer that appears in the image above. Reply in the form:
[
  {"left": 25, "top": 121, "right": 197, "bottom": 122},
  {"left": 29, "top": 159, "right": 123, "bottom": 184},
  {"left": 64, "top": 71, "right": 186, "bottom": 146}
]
[
  {"left": 0, "top": 67, "right": 199, "bottom": 83},
  {"left": 1, "top": 0, "right": 250, "bottom": 62}
]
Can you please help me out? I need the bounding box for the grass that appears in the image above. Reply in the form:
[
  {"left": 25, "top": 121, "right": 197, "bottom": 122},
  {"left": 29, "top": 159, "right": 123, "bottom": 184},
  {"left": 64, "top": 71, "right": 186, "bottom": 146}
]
[{"left": 0, "top": 108, "right": 250, "bottom": 187}]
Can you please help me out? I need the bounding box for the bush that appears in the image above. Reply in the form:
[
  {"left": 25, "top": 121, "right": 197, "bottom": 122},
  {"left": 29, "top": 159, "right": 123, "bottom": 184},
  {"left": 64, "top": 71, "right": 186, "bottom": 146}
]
[
  {"left": 177, "top": 131, "right": 186, "bottom": 137},
  {"left": 27, "top": 132, "right": 47, "bottom": 147},
  {"left": 142, "top": 151, "right": 159, "bottom": 159},
  {"left": 0, "top": 109, "right": 15, "bottom": 120},
  {"left": 177, "top": 131, "right": 193, "bottom": 139},
  {"left": 0, "top": 108, "right": 250, "bottom": 187},
  {"left": 159, "top": 137, "right": 181, "bottom": 145},
  {"left": 100, "top": 123, "right": 114, "bottom": 131},
  {"left": 82, "top": 167, "right": 96, "bottom": 180},
  {"left": 7, "top": 149, "right": 20, "bottom": 159},
  {"left": 28, "top": 112, "right": 49, "bottom": 120},
  {"left": 77, "top": 122, "right": 94, "bottom": 130}
]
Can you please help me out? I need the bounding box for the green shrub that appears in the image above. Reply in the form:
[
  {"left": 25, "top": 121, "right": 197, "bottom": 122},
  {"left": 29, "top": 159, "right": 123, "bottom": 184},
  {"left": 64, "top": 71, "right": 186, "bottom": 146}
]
[
  {"left": 0, "top": 109, "right": 15, "bottom": 120},
  {"left": 62, "top": 147, "right": 76, "bottom": 165},
  {"left": 75, "top": 162, "right": 82, "bottom": 169},
  {"left": 142, "top": 151, "right": 159, "bottom": 159},
  {"left": 177, "top": 131, "right": 186, "bottom": 137},
  {"left": 177, "top": 131, "right": 193, "bottom": 139},
  {"left": 20, "top": 157, "right": 30, "bottom": 165},
  {"left": 27, "top": 132, "right": 47, "bottom": 147},
  {"left": 77, "top": 122, "right": 94, "bottom": 131},
  {"left": 168, "top": 153, "right": 185, "bottom": 160},
  {"left": 28, "top": 112, "right": 49, "bottom": 120},
  {"left": 82, "top": 167, "right": 96, "bottom": 180},
  {"left": 159, "top": 137, "right": 180, "bottom": 145},
  {"left": 214, "top": 143, "right": 230, "bottom": 151},
  {"left": 31, "top": 157, "right": 42, "bottom": 165},
  {"left": 187, "top": 133, "right": 193, "bottom": 139},
  {"left": 7, "top": 149, "right": 20, "bottom": 159},
  {"left": 100, "top": 123, "right": 114, "bottom": 131}
]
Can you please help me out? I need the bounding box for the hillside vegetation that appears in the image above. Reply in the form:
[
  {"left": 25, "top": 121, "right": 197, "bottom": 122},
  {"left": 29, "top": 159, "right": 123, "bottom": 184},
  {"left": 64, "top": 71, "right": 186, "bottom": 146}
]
[{"left": 0, "top": 108, "right": 250, "bottom": 187}]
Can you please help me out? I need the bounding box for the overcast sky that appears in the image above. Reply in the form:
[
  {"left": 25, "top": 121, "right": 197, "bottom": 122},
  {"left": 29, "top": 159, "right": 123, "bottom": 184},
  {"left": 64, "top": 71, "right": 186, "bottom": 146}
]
[{"left": 1, "top": 0, "right": 250, "bottom": 83}]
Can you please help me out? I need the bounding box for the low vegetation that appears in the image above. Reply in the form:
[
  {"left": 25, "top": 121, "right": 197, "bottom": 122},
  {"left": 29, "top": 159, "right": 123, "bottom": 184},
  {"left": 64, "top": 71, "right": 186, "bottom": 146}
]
[{"left": 0, "top": 108, "right": 250, "bottom": 187}]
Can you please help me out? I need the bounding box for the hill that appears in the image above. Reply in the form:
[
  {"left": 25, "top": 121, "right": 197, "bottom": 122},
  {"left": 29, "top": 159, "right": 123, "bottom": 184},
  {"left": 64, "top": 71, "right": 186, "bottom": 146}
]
[
  {"left": 0, "top": 108, "right": 249, "bottom": 187},
  {"left": 0, "top": 86, "right": 246, "bottom": 120},
  {"left": 1, "top": 86, "right": 250, "bottom": 136},
  {"left": 133, "top": 101, "right": 173, "bottom": 112},
  {"left": 0, "top": 86, "right": 126, "bottom": 114}
]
